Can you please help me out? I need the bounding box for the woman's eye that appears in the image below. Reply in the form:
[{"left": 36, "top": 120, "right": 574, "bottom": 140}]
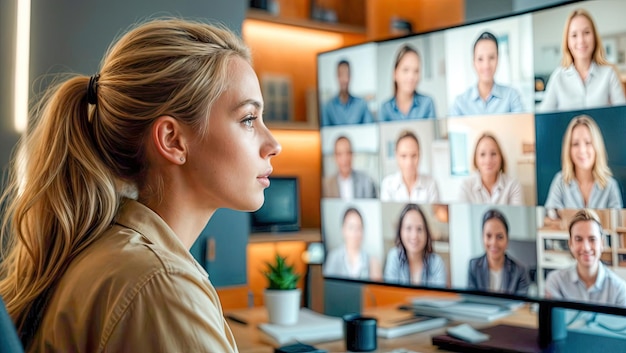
[{"left": 242, "top": 115, "right": 257, "bottom": 128}]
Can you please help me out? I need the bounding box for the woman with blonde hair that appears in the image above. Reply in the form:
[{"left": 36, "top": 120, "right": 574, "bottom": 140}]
[
  {"left": 0, "top": 18, "right": 281, "bottom": 352},
  {"left": 539, "top": 8, "right": 625, "bottom": 112},
  {"left": 545, "top": 115, "right": 622, "bottom": 218},
  {"left": 459, "top": 133, "right": 524, "bottom": 205}
]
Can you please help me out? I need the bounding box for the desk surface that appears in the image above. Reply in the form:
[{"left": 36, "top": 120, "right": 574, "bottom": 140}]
[{"left": 227, "top": 305, "right": 538, "bottom": 353}]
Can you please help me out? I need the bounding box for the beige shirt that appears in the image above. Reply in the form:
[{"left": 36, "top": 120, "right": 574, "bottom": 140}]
[{"left": 30, "top": 199, "right": 238, "bottom": 353}]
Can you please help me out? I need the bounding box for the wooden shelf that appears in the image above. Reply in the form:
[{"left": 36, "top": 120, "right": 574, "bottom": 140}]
[
  {"left": 249, "top": 228, "right": 322, "bottom": 243},
  {"left": 246, "top": 8, "right": 365, "bottom": 34}
]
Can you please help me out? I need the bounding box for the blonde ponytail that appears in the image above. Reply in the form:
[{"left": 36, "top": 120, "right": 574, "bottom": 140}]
[{"left": 0, "top": 18, "right": 250, "bottom": 337}]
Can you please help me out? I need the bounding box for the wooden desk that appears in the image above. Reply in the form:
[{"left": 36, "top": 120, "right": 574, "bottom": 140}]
[{"left": 227, "top": 305, "right": 538, "bottom": 353}]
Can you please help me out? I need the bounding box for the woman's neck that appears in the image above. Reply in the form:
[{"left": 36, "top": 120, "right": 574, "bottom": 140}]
[
  {"left": 477, "top": 81, "right": 494, "bottom": 101},
  {"left": 396, "top": 90, "right": 414, "bottom": 102},
  {"left": 407, "top": 250, "right": 424, "bottom": 264},
  {"left": 574, "top": 59, "right": 592, "bottom": 81},
  {"left": 487, "top": 254, "right": 505, "bottom": 271},
  {"left": 481, "top": 172, "right": 499, "bottom": 194},
  {"left": 403, "top": 173, "right": 418, "bottom": 191},
  {"left": 575, "top": 168, "right": 594, "bottom": 183}
]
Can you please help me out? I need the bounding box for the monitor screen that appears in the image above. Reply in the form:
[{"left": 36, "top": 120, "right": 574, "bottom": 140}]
[
  {"left": 252, "top": 176, "right": 300, "bottom": 233},
  {"left": 318, "top": 0, "right": 626, "bottom": 314}
]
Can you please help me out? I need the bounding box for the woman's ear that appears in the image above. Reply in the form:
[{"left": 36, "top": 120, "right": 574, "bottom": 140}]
[{"left": 150, "top": 116, "right": 188, "bottom": 165}]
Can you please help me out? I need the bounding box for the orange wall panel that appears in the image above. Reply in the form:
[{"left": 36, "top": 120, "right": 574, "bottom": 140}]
[
  {"left": 247, "top": 241, "right": 308, "bottom": 307},
  {"left": 243, "top": 20, "right": 345, "bottom": 124},
  {"left": 366, "top": 0, "right": 464, "bottom": 40},
  {"left": 216, "top": 286, "right": 250, "bottom": 310}
]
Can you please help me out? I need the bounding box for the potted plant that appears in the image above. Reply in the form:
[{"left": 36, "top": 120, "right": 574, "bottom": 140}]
[{"left": 263, "top": 253, "right": 302, "bottom": 325}]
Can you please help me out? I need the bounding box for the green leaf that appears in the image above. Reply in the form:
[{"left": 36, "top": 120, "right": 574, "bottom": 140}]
[{"left": 261, "top": 253, "right": 301, "bottom": 290}]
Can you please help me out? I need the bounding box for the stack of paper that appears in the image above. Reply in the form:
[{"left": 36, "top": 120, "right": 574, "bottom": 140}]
[
  {"left": 377, "top": 314, "right": 447, "bottom": 339},
  {"left": 258, "top": 308, "right": 343, "bottom": 346}
]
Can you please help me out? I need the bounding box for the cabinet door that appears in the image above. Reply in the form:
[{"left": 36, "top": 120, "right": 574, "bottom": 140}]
[{"left": 190, "top": 209, "right": 249, "bottom": 287}]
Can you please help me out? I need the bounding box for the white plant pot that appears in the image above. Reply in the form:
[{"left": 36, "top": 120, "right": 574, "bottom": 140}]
[{"left": 264, "top": 288, "right": 301, "bottom": 325}]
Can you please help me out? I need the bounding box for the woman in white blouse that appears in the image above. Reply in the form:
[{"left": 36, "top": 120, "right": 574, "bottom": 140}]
[
  {"left": 380, "top": 130, "right": 439, "bottom": 203},
  {"left": 459, "top": 133, "right": 524, "bottom": 205},
  {"left": 539, "top": 8, "right": 625, "bottom": 112}
]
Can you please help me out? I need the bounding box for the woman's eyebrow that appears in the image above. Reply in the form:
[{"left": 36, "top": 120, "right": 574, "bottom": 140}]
[{"left": 232, "top": 98, "right": 262, "bottom": 112}]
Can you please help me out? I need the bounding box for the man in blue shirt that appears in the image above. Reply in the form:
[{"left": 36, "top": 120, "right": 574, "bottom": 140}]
[{"left": 321, "top": 60, "right": 374, "bottom": 126}]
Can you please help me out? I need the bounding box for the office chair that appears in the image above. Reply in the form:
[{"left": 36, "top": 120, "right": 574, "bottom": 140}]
[{"left": 0, "top": 295, "right": 24, "bottom": 353}]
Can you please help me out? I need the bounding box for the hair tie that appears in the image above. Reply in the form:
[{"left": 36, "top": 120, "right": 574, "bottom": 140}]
[{"left": 87, "top": 74, "right": 100, "bottom": 105}]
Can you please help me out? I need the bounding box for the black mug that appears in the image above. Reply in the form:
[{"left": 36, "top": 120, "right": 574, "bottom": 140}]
[{"left": 343, "top": 314, "right": 377, "bottom": 352}]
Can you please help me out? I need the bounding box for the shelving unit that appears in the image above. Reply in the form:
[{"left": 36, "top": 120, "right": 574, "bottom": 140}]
[
  {"left": 246, "top": 8, "right": 365, "bottom": 34},
  {"left": 249, "top": 228, "right": 322, "bottom": 243}
]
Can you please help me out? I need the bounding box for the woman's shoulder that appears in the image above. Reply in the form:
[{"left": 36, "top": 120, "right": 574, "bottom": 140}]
[
  {"left": 64, "top": 225, "right": 203, "bottom": 295},
  {"left": 428, "top": 252, "right": 444, "bottom": 264},
  {"left": 550, "top": 171, "right": 564, "bottom": 181},
  {"left": 385, "top": 246, "right": 401, "bottom": 261}
]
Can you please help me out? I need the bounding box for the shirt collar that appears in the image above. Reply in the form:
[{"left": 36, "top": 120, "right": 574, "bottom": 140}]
[
  {"left": 334, "top": 93, "right": 355, "bottom": 106},
  {"left": 115, "top": 198, "right": 208, "bottom": 277},
  {"left": 390, "top": 93, "right": 419, "bottom": 112},
  {"left": 391, "top": 172, "right": 427, "bottom": 191},
  {"left": 568, "top": 263, "right": 607, "bottom": 291},
  {"left": 469, "top": 83, "right": 503, "bottom": 101},
  {"left": 471, "top": 172, "right": 504, "bottom": 192},
  {"left": 564, "top": 62, "right": 599, "bottom": 77}
]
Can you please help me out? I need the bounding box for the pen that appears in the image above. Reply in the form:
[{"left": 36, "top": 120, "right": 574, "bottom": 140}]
[{"left": 225, "top": 314, "right": 248, "bottom": 326}]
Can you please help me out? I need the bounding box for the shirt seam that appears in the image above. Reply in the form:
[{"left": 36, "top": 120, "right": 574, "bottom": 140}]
[{"left": 98, "top": 268, "right": 168, "bottom": 352}]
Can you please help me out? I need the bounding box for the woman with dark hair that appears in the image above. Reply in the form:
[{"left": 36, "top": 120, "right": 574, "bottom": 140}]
[
  {"left": 324, "top": 207, "right": 382, "bottom": 281},
  {"left": 383, "top": 204, "right": 446, "bottom": 287},
  {"left": 468, "top": 209, "right": 529, "bottom": 295},
  {"left": 380, "top": 130, "right": 439, "bottom": 202},
  {"left": 450, "top": 31, "right": 523, "bottom": 116},
  {"left": 380, "top": 44, "right": 436, "bottom": 121}
]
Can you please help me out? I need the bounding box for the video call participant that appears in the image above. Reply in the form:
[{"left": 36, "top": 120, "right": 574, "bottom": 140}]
[
  {"left": 322, "top": 135, "right": 377, "bottom": 199},
  {"left": 449, "top": 31, "right": 524, "bottom": 116},
  {"left": 459, "top": 133, "right": 524, "bottom": 205},
  {"left": 380, "top": 44, "right": 437, "bottom": 121},
  {"left": 545, "top": 209, "right": 626, "bottom": 306},
  {"left": 539, "top": 9, "right": 626, "bottom": 112},
  {"left": 324, "top": 207, "right": 382, "bottom": 281},
  {"left": 384, "top": 204, "right": 446, "bottom": 287},
  {"left": 468, "top": 209, "right": 529, "bottom": 296},
  {"left": 321, "top": 59, "right": 374, "bottom": 126},
  {"left": 380, "top": 130, "right": 440, "bottom": 202},
  {"left": 0, "top": 19, "right": 281, "bottom": 352},
  {"left": 544, "top": 115, "right": 622, "bottom": 221}
]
